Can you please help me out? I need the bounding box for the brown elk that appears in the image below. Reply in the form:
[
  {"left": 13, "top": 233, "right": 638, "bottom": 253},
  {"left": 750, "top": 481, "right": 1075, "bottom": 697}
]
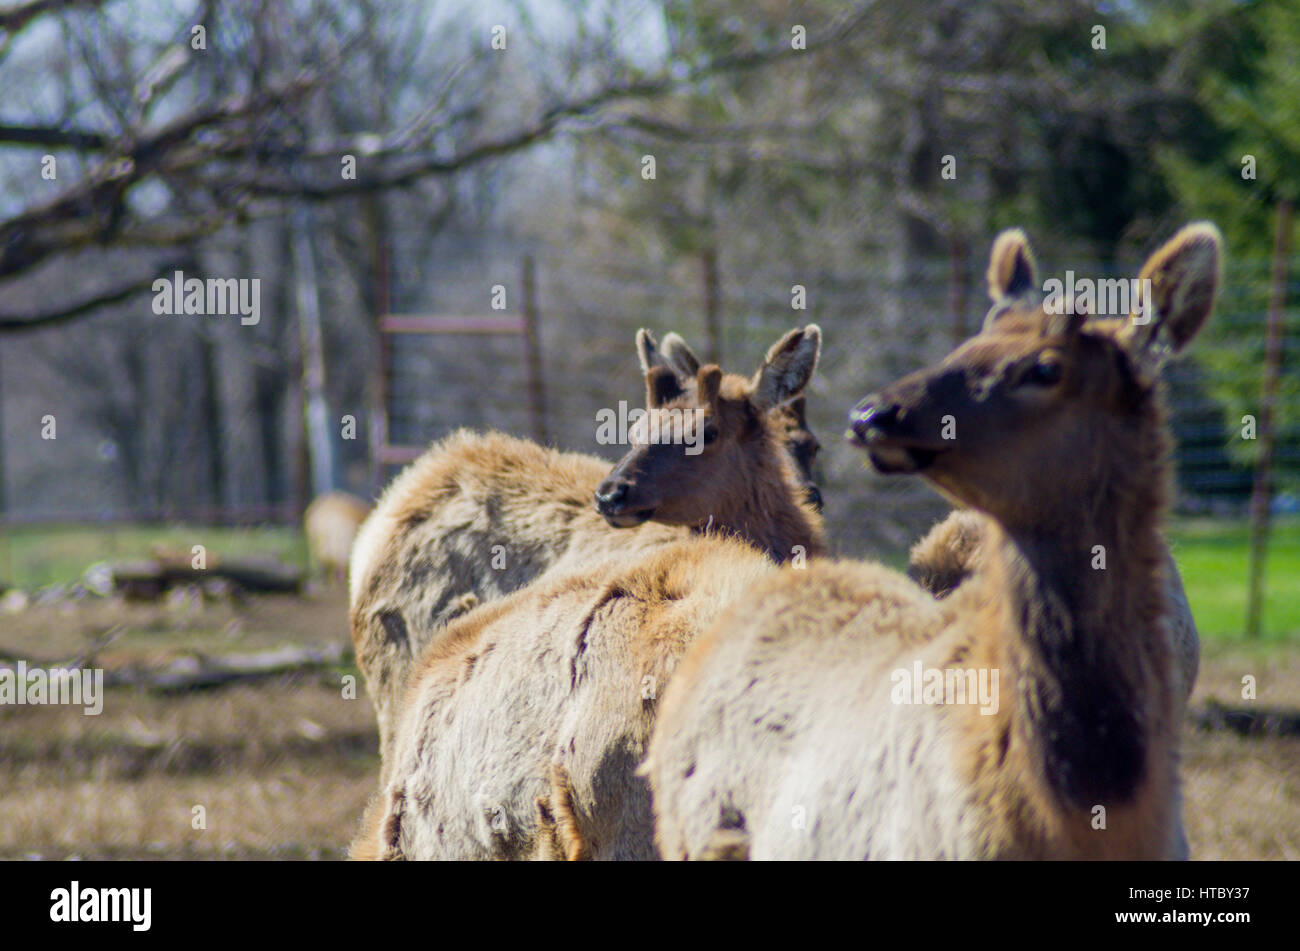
[
  {"left": 644, "top": 223, "right": 1220, "bottom": 860},
  {"left": 348, "top": 327, "right": 825, "bottom": 772},
  {"left": 303, "top": 491, "right": 372, "bottom": 585},
  {"left": 349, "top": 326, "right": 826, "bottom": 859}
]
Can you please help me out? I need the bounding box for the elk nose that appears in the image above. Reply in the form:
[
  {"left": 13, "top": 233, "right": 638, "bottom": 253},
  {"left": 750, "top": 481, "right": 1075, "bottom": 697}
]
[
  {"left": 846, "top": 398, "right": 899, "bottom": 447},
  {"left": 594, "top": 481, "right": 629, "bottom": 514}
]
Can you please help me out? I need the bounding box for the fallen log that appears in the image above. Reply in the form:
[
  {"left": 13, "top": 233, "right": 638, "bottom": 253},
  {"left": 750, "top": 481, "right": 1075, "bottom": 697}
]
[
  {"left": 1191, "top": 700, "right": 1300, "bottom": 738},
  {"left": 87, "top": 555, "right": 302, "bottom": 598},
  {"left": 103, "top": 642, "right": 351, "bottom": 692},
  {"left": 0, "top": 642, "right": 352, "bottom": 693}
]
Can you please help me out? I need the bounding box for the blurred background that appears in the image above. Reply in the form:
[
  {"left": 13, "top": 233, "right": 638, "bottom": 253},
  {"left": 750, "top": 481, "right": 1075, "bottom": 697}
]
[{"left": 0, "top": 0, "right": 1295, "bottom": 859}]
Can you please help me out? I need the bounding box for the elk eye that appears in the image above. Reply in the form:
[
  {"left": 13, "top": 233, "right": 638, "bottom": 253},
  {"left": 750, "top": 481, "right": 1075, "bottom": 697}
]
[
  {"left": 1022, "top": 360, "right": 1062, "bottom": 387},
  {"left": 702, "top": 426, "right": 720, "bottom": 445}
]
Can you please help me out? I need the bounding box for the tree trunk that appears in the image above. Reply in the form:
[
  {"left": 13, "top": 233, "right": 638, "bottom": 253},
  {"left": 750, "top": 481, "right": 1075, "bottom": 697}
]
[
  {"left": 1245, "top": 197, "right": 1292, "bottom": 638},
  {"left": 292, "top": 207, "right": 335, "bottom": 500}
]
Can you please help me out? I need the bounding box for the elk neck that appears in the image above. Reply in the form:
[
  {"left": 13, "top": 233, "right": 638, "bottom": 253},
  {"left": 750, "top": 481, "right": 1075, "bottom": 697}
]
[
  {"left": 690, "top": 429, "right": 826, "bottom": 563},
  {"left": 979, "top": 407, "right": 1177, "bottom": 811}
]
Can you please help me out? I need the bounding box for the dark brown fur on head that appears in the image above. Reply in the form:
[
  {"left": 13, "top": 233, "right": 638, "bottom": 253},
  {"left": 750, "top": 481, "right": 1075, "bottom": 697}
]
[
  {"left": 594, "top": 327, "right": 826, "bottom": 561},
  {"left": 660, "top": 332, "right": 824, "bottom": 510}
]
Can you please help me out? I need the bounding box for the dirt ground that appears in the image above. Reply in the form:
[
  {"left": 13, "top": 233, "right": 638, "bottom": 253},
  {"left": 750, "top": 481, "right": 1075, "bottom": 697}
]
[{"left": 0, "top": 588, "right": 1296, "bottom": 860}]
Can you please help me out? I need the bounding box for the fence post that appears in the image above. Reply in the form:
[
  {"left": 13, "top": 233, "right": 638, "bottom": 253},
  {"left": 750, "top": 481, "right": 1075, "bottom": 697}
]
[
  {"left": 522, "top": 256, "right": 547, "bottom": 444},
  {"left": 292, "top": 207, "right": 335, "bottom": 502},
  {"left": 1246, "top": 196, "right": 1292, "bottom": 639},
  {"left": 0, "top": 343, "right": 7, "bottom": 584},
  {"left": 369, "top": 220, "right": 390, "bottom": 496}
]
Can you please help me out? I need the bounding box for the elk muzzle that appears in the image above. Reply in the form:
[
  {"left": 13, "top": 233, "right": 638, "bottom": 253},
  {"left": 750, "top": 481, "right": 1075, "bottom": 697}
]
[
  {"left": 594, "top": 478, "right": 656, "bottom": 528},
  {"left": 846, "top": 395, "right": 948, "bottom": 475}
]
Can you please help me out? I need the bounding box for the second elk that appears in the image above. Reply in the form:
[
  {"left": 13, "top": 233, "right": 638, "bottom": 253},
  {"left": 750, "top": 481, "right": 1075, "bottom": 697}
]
[{"left": 351, "top": 326, "right": 826, "bottom": 859}]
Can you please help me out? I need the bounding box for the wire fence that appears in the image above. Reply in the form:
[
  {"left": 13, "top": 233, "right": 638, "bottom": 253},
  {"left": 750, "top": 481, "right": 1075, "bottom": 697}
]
[
  {"left": 0, "top": 236, "right": 1294, "bottom": 566},
  {"left": 382, "top": 241, "right": 1299, "bottom": 558}
]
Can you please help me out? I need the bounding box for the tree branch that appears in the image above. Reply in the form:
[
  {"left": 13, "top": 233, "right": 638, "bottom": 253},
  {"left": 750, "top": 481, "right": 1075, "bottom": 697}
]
[
  {"left": 0, "top": 121, "right": 108, "bottom": 149},
  {"left": 0, "top": 254, "right": 193, "bottom": 334},
  {"left": 0, "top": 0, "right": 106, "bottom": 35}
]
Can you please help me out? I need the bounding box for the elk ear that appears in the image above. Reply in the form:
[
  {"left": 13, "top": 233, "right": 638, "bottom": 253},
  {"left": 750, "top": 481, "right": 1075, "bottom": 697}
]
[
  {"left": 752, "top": 324, "right": 821, "bottom": 412},
  {"left": 660, "top": 332, "right": 702, "bottom": 377},
  {"left": 784, "top": 394, "right": 808, "bottom": 426},
  {"left": 986, "top": 228, "right": 1038, "bottom": 303},
  {"left": 637, "top": 329, "right": 672, "bottom": 376},
  {"left": 1119, "top": 222, "right": 1221, "bottom": 379},
  {"left": 646, "top": 365, "right": 685, "bottom": 409},
  {"left": 697, "top": 365, "right": 723, "bottom": 406}
]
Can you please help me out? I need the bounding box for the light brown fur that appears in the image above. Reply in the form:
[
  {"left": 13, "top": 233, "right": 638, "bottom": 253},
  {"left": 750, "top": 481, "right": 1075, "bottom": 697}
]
[
  {"left": 349, "top": 335, "right": 827, "bottom": 859},
  {"left": 645, "top": 224, "right": 1221, "bottom": 860},
  {"left": 351, "top": 535, "right": 777, "bottom": 860},
  {"left": 908, "top": 509, "right": 1200, "bottom": 700},
  {"left": 347, "top": 329, "right": 824, "bottom": 775}
]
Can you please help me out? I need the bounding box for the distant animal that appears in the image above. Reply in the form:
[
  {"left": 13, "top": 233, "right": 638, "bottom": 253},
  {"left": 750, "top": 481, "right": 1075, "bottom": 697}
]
[
  {"left": 644, "top": 223, "right": 1221, "bottom": 860},
  {"left": 350, "top": 325, "right": 826, "bottom": 859},
  {"left": 303, "top": 491, "right": 372, "bottom": 586},
  {"left": 348, "top": 327, "right": 826, "bottom": 772}
]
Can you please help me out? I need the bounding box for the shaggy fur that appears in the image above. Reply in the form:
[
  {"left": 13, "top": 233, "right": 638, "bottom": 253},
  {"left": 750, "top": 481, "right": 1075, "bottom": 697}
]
[
  {"left": 352, "top": 536, "right": 777, "bottom": 860},
  {"left": 303, "top": 491, "right": 372, "bottom": 585},
  {"left": 908, "top": 510, "right": 1199, "bottom": 700},
  {"left": 644, "top": 224, "right": 1221, "bottom": 860},
  {"left": 348, "top": 328, "right": 826, "bottom": 774}
]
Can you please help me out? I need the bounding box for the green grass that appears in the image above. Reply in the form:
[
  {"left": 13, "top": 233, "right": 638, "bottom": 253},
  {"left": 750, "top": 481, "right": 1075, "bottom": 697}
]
[
  {"left": 1167, "top": 516, "right": 1300, "bottom": 642},
  {"left": 0, "top": 516, "right": 1296, "bottom": 642},
  {"left": 0, "top": 523, "right": 306, "bottom": 591}
]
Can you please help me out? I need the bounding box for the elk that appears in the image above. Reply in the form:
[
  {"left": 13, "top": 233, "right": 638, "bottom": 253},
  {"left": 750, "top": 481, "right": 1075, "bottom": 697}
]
[
  {"left": 644, "top": 223, "right": 1221, "bottom": 860},
  {"left": 348, "top": 327, "right": 825, "bottom": 771},
  {"left": 303, "top": 491, "right": 372, "bottom": 585},
  {"left": 350, "top": 326, "right": 826, "bottom": 859}
]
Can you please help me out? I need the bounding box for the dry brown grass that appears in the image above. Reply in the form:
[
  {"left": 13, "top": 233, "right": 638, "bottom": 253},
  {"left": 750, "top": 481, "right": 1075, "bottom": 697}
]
[
  {"left": 0, "top": 588, "right": 376, "bottom": 859},
  {"left": 1180, "top": 639, "right": 1300, "bottom": 860},
  {"left": 1182, "top": 731, "right": 1300, "bottom": 860},
  {"left": 0, "top": 679, "right": 378, "bottom": 859}
]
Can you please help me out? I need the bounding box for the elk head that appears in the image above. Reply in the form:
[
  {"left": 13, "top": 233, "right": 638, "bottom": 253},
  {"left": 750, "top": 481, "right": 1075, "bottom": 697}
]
[
  {"left": 658, "top": 331, "right": 824, "bottom": 512},
  {"left": 595, "top": 325, "right": 822, "bottom": 528},
  {"left": 847, "top": 224, "right": 1221, "bottom": 530}
]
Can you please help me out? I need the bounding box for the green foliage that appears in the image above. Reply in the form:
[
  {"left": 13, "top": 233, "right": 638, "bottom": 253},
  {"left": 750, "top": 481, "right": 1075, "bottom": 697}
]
[
  {"left": 1151, "top": 0, "right": 1300, "bottom": 488},
  {"left": 0, "top": 524, "right": 305, "bottom": 591},
  {"left": 1169, "top": 516, "right": 1300, "bottom": 641}
]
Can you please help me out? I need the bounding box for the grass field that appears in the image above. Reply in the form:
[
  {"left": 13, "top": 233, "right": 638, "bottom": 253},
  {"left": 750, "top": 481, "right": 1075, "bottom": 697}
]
[
  {"left": 0, "top": 523, "right": 306, "bottom": 593},
  {"left": 1168, "top": 516, "right": 1300, "bottom": 641}
]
